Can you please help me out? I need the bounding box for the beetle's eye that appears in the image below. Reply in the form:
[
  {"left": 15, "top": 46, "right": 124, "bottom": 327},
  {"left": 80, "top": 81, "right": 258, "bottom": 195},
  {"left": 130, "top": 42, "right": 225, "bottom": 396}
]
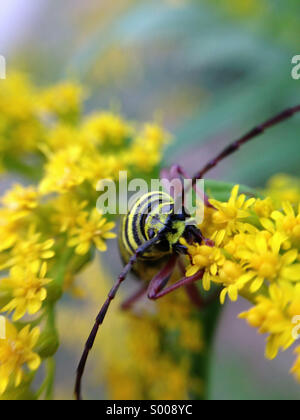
[{"left": 148, "top": 228, "right": 155, "bottom": 239}]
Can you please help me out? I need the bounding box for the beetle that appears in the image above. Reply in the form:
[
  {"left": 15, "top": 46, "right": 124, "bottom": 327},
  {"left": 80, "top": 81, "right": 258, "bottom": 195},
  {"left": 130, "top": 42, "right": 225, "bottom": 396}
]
[{"left": 75, "top": 105, "right": 300, "bottom": 400}]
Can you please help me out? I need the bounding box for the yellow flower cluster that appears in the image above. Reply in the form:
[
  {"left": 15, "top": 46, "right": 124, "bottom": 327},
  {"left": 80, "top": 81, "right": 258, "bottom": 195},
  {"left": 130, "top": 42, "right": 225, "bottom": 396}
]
[
  {"left": 58, "top": 261, "right": 203, "bottom": 400},
  {"left": 0, "top": 320, "right": 40, "bottom": 395},
  {"left": 0, "top": 74, "right": 42, "bottom": 165},
  {"left": 0, "top": 74, "right": 170, "bottom": 398},
  {"left": 263, "top": 174, "right": 300, "bottom": 209},
  {"left": 103, "top": 274, "right": 204, "bottom": 400},
  {"left": 105, "top": 300, "right": 203, "bottom": 399},
  {"left": 183, "top": 181, "right": 300, "bottom": 382}
]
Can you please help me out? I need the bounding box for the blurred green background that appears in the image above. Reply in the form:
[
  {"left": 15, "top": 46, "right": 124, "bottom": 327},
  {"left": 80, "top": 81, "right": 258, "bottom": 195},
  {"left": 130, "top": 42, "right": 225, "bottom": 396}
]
[{"left": 1, "top": 0, "right": 300, "bottom": 399}]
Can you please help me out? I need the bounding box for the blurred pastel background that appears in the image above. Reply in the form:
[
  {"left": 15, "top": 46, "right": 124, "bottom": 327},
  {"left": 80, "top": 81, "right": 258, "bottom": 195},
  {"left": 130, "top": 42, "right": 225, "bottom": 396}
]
[{"left": 1, "top": 0, "right": 300, "bottom": 399}]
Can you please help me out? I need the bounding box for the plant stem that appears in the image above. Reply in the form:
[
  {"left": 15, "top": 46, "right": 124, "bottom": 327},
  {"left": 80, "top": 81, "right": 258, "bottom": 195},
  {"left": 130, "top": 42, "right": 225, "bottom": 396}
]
[
  {"left": 191, "top": 297, "right": 222, "bottom": 400},
  {"left": 3, "top": 155, "right": 42, "bottom": 181},
  {"left": 45, "top": 357, "right": 56, "bottom": 400}
]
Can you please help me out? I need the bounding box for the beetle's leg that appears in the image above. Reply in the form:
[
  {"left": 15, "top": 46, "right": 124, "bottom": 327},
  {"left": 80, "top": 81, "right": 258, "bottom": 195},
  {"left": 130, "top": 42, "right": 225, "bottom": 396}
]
[
  {"left": 147, "top": 269, "right": 204, "bottom": 300},
  {"left": 120, "top": 284, "right": 148, "bottom": 311},
  {"left": 147, "top": 255, "right": 178, "bottom": 295},
  {"left": 121, "top": 255, "right": 178, "bottom": 311},
  {"left": 75, "top": 233, "right": 164, "bottom": 401},
  {"left": 177, "top": 258, "right": 204, "bottom": 309}
]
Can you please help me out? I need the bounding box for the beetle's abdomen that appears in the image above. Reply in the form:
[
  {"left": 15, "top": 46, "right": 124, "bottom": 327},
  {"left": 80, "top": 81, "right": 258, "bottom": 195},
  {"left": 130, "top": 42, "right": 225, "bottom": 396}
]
[{"left": 119, "top": 191, "right": 174, "bottom": 261}]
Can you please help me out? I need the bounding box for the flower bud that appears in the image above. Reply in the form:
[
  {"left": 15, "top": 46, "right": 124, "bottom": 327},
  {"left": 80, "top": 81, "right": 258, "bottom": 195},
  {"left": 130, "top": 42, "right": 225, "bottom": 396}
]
[{"left": 36, "top": 330, "right": 59, "bottom": 359}]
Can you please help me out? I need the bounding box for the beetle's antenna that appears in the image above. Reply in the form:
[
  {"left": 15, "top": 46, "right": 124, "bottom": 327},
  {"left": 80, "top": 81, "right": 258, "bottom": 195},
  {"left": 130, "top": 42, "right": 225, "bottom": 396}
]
[
  {"left": 192, "top": 105, "right": 300, "bottom": 184},
  {"left": 75, "top": 233, "right": 165, "bottom": 401}
]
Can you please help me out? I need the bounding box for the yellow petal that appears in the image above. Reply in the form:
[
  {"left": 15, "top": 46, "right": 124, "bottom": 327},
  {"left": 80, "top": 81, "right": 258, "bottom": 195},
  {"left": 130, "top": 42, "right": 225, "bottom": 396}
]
[
  {"left": 260, "top": 218, "right": 274, "bottom": 232},
  {"left": 15, "top": 369, "right": 23, "bottom": 387},
  {"left": 282, "top": 249, "right": 298, "bottom": 265},
  {"left": 75, "top": 242, "right": 90, "bottom": 255},
  {"left": 42, "top": 239, "right": 55, "bottom": 250},
  {"left": 283, "top": 201, "right": 295, "bottom": 217},
  {"left": 0, "top": 376, "right": 9, "bottom": 395},
  {"left": 228, "top": 285, "right": 238, "bottom": 302},
  {"left": 265, "top": 336, "right": 279, "bottom": 360},
  {"left": 28, "top": 299, "right": 42, "bottom": 315},
  {"left": 29, "top": 327, "right": 40, "bottom": 348},
  {"left": 40, "top": 262, "right": 48, "bottom": 278},
  {"left": 202, "top": 272, "right": 211, "bottom": 291},
  {"left": 281, "top": 265, "right": 300, "bottom": 281},
  {"left": 229, "top": 185, "right": 239, "bottom": 205},
  {"left": 256, "top": 234, "right": 267, "bottom": 254},
  {"left": 271, "top": 210, "right": 284, "bottom": 221},
  {"left": 42, "top": 251, "right": 55, "bottom": 259},
  {"left": 102, "top": 232, "right": 117, "bottom": 239},
  {"left": 27, "top": 354, "right": 41, "bottom": 371},
  {"left": 250, "top": 277, "right": 264, "bottom": 293},
  {"left": 186, "top": 265, "right": 200, "bottom": 278},
  {"left": 220, "top": 288, "right": 227, "bottom": 304}
]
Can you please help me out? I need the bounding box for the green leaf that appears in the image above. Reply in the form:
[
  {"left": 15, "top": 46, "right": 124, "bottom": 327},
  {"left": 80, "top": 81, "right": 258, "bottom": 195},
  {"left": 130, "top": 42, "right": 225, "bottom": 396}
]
[{"left": 204, "top": 179, "right": 260, "bottom": 202}]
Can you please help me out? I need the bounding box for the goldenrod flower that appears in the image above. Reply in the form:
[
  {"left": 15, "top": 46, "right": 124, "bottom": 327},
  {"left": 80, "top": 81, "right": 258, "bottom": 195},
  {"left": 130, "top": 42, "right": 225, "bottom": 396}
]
[
  {"left": 0, "top": 73, "right": 179, "bottom": 398},
  {"left": 46, "top": 124, "right": 82, "bottom": 152},
  {"left": 128, "top": 123, "right": 170, "bottom": 172},
  {"left": 0, "top": 73, "right": 36, "bottom": 120},
  {"left": 216, "top": 261, "right": 255, "bottom": 304},
  {"left": 81, "top": 112, "right": 133, "bottom": 146},
  {"left": 271, "top": 202, "right": 300, "bottom": 247},
  {"left": 51, "top": 195, "right": 88, "bottom": 233},
  {"left": 198, "top": 205, "right": 217, "bottom": 238},
  {"left": 182, "top": 182, "right": 300, "bottom": 380},
  {"left": 291, "top": 346, "right": 300, "bottom": 382},
  {"left": 183, "top": 235, "right": 226, "bottom": 291},
  {"left": 265, "top": 174, "right": 300, "bottom": 206},
  {"left": 239, "top": 283, "right": 295, "bottom": 359},
  {"left": 83, "top": 153, "right": 127, "bottom": 186},
  {"left": 68, "top": 209, "right": 116, "bottom": 255},
  {"left": 39, "top": 82, "right": 83, "bottom": 120},
  {"left": 1, "top": 263, "right": 52, "bottom": 321},
  {"left": 39, "top": 146, "right": 85, "bottom": 194},
  {"left": 0, "top": 225, "right": 55, "bottom": 271},
  {"left": 137, "top": 123, "right": 170, "bottom": 148},
  {"left": 223, "top": 231, "right": 250, "bottom": 255},
  {"left": 209, "top": 185, "right": 256, "bottom": 239},
  {"left": 0, "top": 73, "right": 42, "bottom": 156},
  {"left": 235, "top": 232, "right": 300, "bottom": 292},
  {"left": 128, "top": 142, "right": 160, "bottom": 172},
  {"left": 254, "top": 197, "right": 274, "bottom": 218},
  {"left": 0, "top": 209, "right": 24, "bottom": 252},
  {"left": 1, "top": 184, "right": 39, "bottom": 214},
  {"left": 3, "top": 69, "right": 300, "bottom": 396},
  {"left": 0, "top": 321, "right": 40, "bottom": 395}
]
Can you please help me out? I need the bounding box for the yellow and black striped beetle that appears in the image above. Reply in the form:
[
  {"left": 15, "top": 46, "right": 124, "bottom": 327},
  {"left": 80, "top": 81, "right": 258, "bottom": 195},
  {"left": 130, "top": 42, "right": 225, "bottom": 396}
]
[
  {"left": 119, "top": 191, "right": 201, "bottom": 282},
  {"left": 75, "top": 105, "right": 300, "bottom": 400}
]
